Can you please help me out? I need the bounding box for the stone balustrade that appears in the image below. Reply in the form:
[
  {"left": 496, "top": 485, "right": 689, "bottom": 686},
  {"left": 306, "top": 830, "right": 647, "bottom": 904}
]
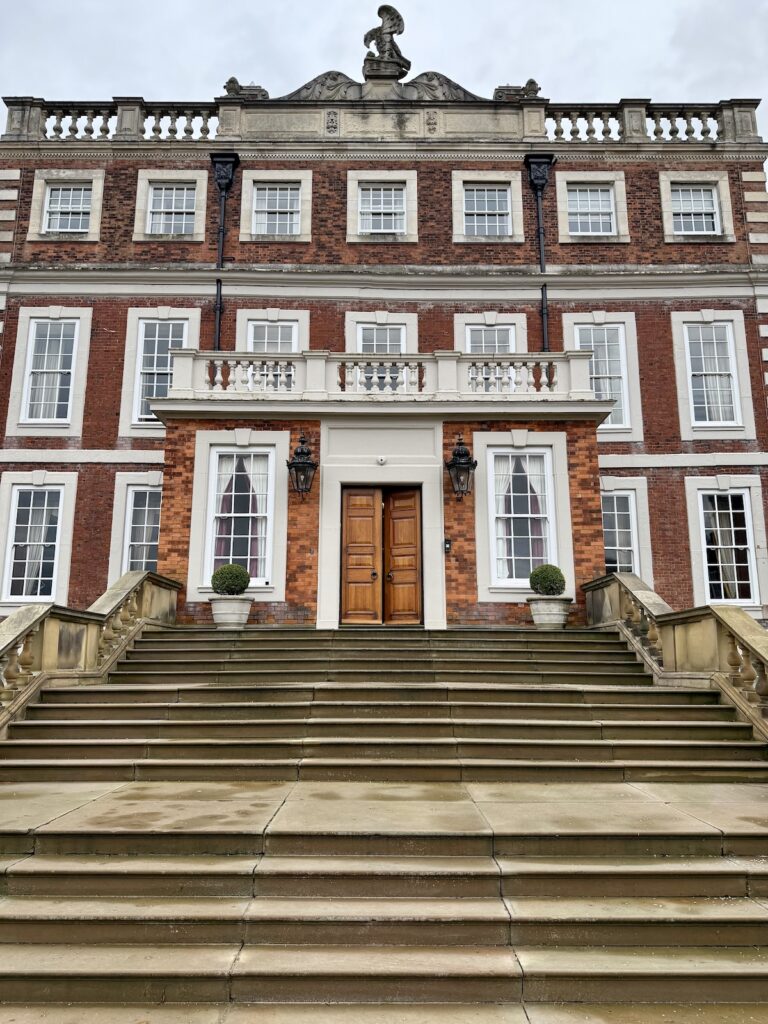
[
  {"left": 162, "top": 349, "right": 597, "bottom": 408},
  {"left": 0, "top": 571, "right": 180, "bottom": 709},
  {"left": 1, "top": 94, "right": 760, "bottom": 144}
]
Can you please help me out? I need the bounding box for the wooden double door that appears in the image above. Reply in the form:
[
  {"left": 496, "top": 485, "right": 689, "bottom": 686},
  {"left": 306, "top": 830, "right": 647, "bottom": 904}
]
[{"left": 341, "top": 487, "right": 423, "bottom": 625}]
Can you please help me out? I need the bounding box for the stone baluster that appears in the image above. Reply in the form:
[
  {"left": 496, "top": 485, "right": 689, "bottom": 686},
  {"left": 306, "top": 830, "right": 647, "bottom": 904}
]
[
  {"left": 199, "top": 110, "right": 211, "bottom": 139},
  {"left": 553, "top": 113, "right": 565, "bottom": 140},
  {"left": 150, "top": 109, "right": 164, "bottom": 141},
  {"left": 725, "top": 631, "right": 743, "bottom": 687},
  {"left": 752, "top": 656, "right": 768, "bottom": 706},
  {"left": 67, "top": 111, "right": 79, "bottom": 139},
  {"left": 82, "top": 110, "right": 95, "bottom": 138},
  {"left": 569, "top": 110, "right": 580, "bottom": 140},
  {"left": 51, "top": 110, "right": 64, "bottom": 139},
  {"left": 646, "top": 615, "right": 663, "bottom": 665},
  {"left": 684, "top": 110, "right": 696, "bottom": 140},
  {"left": 601, "top": 111, "right": 612, "bottom": 140},
  {"left": 511, "top": 362, "right": 522, "bottom": 394},
  {"left": 668, "top": 111, "right": 680, "bottom": 140},
  {"left": 98, "top": 616, "right": 115, "bottom": 660},
  {"left": 739, "top": 651, "right": 758, "bottom": 696},
  {"left": 212, "top": 360, "right": 224, "bottom": 391},
  {"left": 699, "top": 111, "right": 713, "bottom": 140},
  {"left": 1, "top": 640, "right": 23, "bottom": 692},
  {"left": 652, "top": 111, "right": 664, "bottom": 140},
  {"left": 585, "top": 111, "right": 597, "bottom": 142},
  {"left": 337, "top": 363, "right": 346, "bottom": 393},
  {"left": 166, "top": 111, "right": 179, "bottom": 140},
  {"left": 183, "top": 109, "right": 195, "bottom": 138},
  {"left": 99, "top": 108, "right": 112, "bottom": 138}
]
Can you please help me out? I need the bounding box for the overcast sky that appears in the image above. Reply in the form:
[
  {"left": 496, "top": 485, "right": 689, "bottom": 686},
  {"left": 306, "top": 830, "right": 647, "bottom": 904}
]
[{"left": 1, "top": 0, "right": 768, "bottom": 135}]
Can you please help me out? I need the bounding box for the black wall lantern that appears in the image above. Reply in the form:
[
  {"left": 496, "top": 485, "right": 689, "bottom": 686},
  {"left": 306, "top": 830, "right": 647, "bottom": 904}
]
[
  {"left": 287, "top": 434, "right": 318, "bottom": 499},
  {"left": 445, "top": 435, "right": 477, "bottom": 500}
]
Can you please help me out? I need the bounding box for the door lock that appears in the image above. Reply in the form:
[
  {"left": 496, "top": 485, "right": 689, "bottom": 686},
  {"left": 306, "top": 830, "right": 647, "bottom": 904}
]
[
  {"left": 371, "top": 570, "right": 378, "bottom": 580},
  {"left": 386, "top": 572, "right": 394, "bottom": 581}
]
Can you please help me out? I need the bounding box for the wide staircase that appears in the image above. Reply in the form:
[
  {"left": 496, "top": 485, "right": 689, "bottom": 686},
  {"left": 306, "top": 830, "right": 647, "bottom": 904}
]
[{"left": 0, "top": 626, "right": 767, "bottom": 1020}]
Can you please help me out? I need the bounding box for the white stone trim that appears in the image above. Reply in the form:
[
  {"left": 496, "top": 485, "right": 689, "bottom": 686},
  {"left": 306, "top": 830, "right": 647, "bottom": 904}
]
[
  {"left": 239, "top": 170, "right": 312, "bottom": 243},
  {"left": 555, "top": 170, "right": 630, "bottom": 244},
  {"left": 316, "top": 418, "right": 445, "bottom": 629},
  {"left": 600, "top": 475, "right": 653, "bottom": 586},
  {"left": 749, "top": 233, "right": 768, "bottom": 244},
  {"left": 0, "top": 232, "right": 13, "bottom": 242},
  {"left": 0, "top": 190, "right": 18, "bottom": 202},
  {"left": 671, "top": 309, "right": 755, "bottom": 442},
  {"left": 346, "top": 169, "right": 418, "bottom": 244},
  {"left": 0, "top": 449, "right": 164, "bottom": 465},
  {"left": 742, "top": 172, "right": 767, "bottom": 182},
  {"left": 107, "top": 471, "right": 163, "bottom": 584},
  {"left": 0, "top": 470, "right": 78, "bottom": 612},
  {"left": 186, "top": 429, "right": 289, "bottom": 603},
  {"left": 344, "top": 310, "right": 419, "bottom": 354},
  {"left": 26, "top": 169, "right": 105, "bottom": 243},
  {"left": 132, "top": 169, "right": 208, "bottom": 243},
  {"left": 473, "top": 430, "right": 575, "bottom": 603},
  {"left": 6, "top": 306, "right": 92, "bottom": 439},
  {"left": 658, "top": 170, "right": 735, "bottom": 243},
  {"left": 450, "top": 170, "right": 524, "bottom": 244},
  {"left": 684, "top": 474, "right": 768, "bottom": 615},
  {"left": 0, "top": 211, "right": 16, "bottom": 222},
  {"left": 561, "top": 311, "right": 643, "bottom": 443},
  {"left": 235, "top": 308, "right": 310, "bottom": 353},
  {"left": 452, "top": 312, "right": 528, "bottom": 352},
  {"left": 0, "top": 170, "right": 20, "bottom": 180},
  {"left": 117, "top": 307, "right": 201, "bottom": 439}
]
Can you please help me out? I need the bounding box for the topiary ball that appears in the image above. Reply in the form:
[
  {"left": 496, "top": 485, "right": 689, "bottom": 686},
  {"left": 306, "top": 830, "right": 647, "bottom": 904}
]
[
  {"left": 211, "top": 563, "right": 251, "bottom": 596},
  {"left": 529, "top": 564, "right": 566, "bottom": 596}
]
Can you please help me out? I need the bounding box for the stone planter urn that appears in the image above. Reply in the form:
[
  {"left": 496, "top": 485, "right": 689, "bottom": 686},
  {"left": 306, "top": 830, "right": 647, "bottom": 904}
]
[
  {"left": 527, "top": 595, "right": 573, "bottom": 629},
  {"left": 209, "top": 595, "right": 253, "bottom": 628}
]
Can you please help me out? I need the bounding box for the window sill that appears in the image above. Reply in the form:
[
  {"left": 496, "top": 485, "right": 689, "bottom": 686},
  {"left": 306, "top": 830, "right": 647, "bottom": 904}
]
[
  {"left": 132, "top": 233, "right": 205, "bottom": 243},
  {"left": 561, "top": 234, "right": 631, "bottom": 244},
  {"left": 665, "top": 234, "right": 736, "bottom": 244},
  {"left": 28, "top": 233, "right": 98, "bottom": 243},
  {"left": 452, "top": 234, "right": 523, "bottom": 244},
  {"left": 347, "top": 233, "right": 417, "bottom": 244},
  {"left": 240, "top": 233, "right": 311, "bottom": 243}
]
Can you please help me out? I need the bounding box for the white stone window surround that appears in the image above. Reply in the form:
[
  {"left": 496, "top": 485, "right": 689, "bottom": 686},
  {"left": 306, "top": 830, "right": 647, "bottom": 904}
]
[
  {"left": 600, "top": 475, "right": 653, "bottom": 586},
  {"left": 27, "top": 169, "right": 105, "bottom": 242},
  {"left": 346, "top": 170, "right": 418, "bottom": 244},
  {"left": 555, "top": 170, "right": 630, "bottom": 244},
  {"left": 132, "top": 169, "right": 208, "bottom": 243},
  {"left": 451, "top": 170, "right": 525, "bottom": 244},
  {"left": 671, "top": 310, "right": 755, "bottom": 442},
  {"left": 0, "top": 470, "right": 78, "bottom": 611},
  {"left": 186, "top": 429, "right": 290, "bottom": 604},
  {"left": 6, "top": 307, "right": 92, "bottom": 439},
  {"left": 239, "top": 170, "right": 313, "bottom": 242},
  {"left": 453, "top": 312, "right": 528, "bottom": 352},
  {"left": 659, "top": 170, "right": 735, "bottom": 243},
  {"left": 118, "top": 307, "right": 202, "bottom": 439},
  {"left": 473, "top": 430, "right": 575, "bottom": 604},
  {"left": 561, "top": 311, "right": 644, "bottom": 443},
  {"left": 235, "top": 308, "right": 310, "bottom": 353},
  {"left": 107, "top": 471, "right": 163, "bottom": 584},
  {"left": 344, "top": 311, "right": 419, "bottom": 354},
  {"left": 684, "top": 474, "right": 768, "bottom": 614}
]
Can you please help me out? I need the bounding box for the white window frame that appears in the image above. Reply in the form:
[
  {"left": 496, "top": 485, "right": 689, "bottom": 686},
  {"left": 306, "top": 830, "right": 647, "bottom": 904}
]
[
  {"left": 670, "top": 184, "right": 721, "bottom": 236},
  {"left": 118, "top": 307, "right": 201, "bottom": 438},
  {"left": 20, "top": 318, "right": 79, "bottom": 426},
  {"left": 601, "top": 489, "right": 638, "bottom": 575},
  {"left": 344, "top": 311, "right": 418, "bottom": 354},
  {"left": 473, "top": 430, "right": 575, "bottom": 603},
  {"left": 186, "top": 429, "right": 290, "bottom": 603},
  {"left": 0, "top": 470, "right": 78, "bottom": 610},
  {"left": 6, "top": 307, "right": 93, "bottom": 439},
  {"left": 107, "top": 471, "right": 163, "bottom": 584},
  {"left": 123, "top": 486, "right": 163, "bottom": 574},
  {"left": 562, "top": 312, "right": 643, "bottom": 442},
  {"left": 27, "top": 169, "right": 105, "bottom": 242},
  {"left": 659, "top": 170, "right": 735, "bottom": 243},
  {"left": 555, "top": 171, "right": 630, "bottom": 244},
  {"left": 685, "top": 475, "right": 767, "bottom": 613},
  {"left": 235, "top": 308, "right": 310, "bottom": 353},
  {"left": 239, "top": 170, "right": 312, "bottom": 243},
  {"left": 132, "top": 319, "right": 189, "bottom": 425},
  {"left": 451, "top": 170, "right": 524, "bottom": 244},
  {"left": 683, "top": 321, "right": 740, "bottom": 428},
  {"left": 671, "top": 310, "right": 755, "bottom": 441},
  {"left": 347, "top": 170, "right": 418, "bottom": 244},
  {"left": 133, "top": 169, "right": 208, "bottom": 242},
  {"left": 453, "top": 312, "right": 528, "bottom": 353},
  {"left": 600, "top": 476, "right": 653, "bottom": 585}
]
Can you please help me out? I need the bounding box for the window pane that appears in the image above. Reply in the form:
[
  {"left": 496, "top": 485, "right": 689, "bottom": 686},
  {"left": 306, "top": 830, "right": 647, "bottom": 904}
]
[
  {"left": 576, "top": 325, "right": 626, "bottom": 426},
  {"left": 492, "top": 452, "right": 550, "bottom": 583},
  {"left": 358, "top": 325, "right": 405, "bottom": 354},
  {"left": 45, "top": 185, "right": 92, "bottom": 232},
  {"left": 567, "top": 185, "right": 615, "bottom": 235},
  {"left": 253, "top": 184, "right": 301, "bottom": 235},
  {"left": 137, "top": 320, "right": 186, "bottom": 420},
  {"left": 26, "top": 321, "right": 76, "bottom": 421},
  {"left": 463, "top": 185, "right": 511, "bottom": 236},
  {"left": 671, "top": 185, "right": 718, "bottom": 234},
  {"left": 602, "top": 492, "right": 636, "bottom": 573},
  {"left": 249, "top": 321, "right": 297, "bottom": 354},
  {"left": 126, "top": 488, "right": 162, "bottom": 571},
  {"left": 212, "top": 452, "right": 271, "bottom": 580},
  {"left": 467, "top": 326, "right": 514, "bottom": 354},
  {"left": 8, "top": 488, "right": 61, "bottom": 597},
  {"left": 686, "top": 323, "right": 737, "bottom": 424},
  {"left": 359, "top": 185, "right": 406, "bottom": 233},
  {"left": 148, "top": 184, "right": 196, "bottom": 234},
  {"left": 700, "top": 491, "right": 753, "bottom": 601}
]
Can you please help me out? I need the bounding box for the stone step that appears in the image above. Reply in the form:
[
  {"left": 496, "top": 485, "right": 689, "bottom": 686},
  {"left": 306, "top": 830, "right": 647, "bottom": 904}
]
[
  {"left": 128, "top": 643, "right": 630, "bottom": 660},
  {"left": 2, "top": 738, "right": 763, "bottom": 762},
  {"left": 516, "top": 945, "right": 768, "bottom": 1002},
  {"left": 0, "top": 943, "right": 523, "bottom": 1003},
  {"left": 24, "top": 700, "right": 738, "bottom": 722},
  {"left": 10, "top": 719, "right": 752, "bottom": 741}
]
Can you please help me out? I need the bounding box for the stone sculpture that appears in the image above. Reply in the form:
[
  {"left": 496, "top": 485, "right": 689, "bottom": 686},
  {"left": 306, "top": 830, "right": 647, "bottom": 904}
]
[{"left": 363, "top": 5, "right": 411, "bottom": 79}]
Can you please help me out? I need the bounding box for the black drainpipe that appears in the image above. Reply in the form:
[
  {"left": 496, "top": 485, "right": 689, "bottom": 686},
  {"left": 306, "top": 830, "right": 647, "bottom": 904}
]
[
  {"left": 524, "top": 153, "right": 556, "bottom": 352},
  {"left": 210, "top": 152, "right": 240, "bottom": 351}
]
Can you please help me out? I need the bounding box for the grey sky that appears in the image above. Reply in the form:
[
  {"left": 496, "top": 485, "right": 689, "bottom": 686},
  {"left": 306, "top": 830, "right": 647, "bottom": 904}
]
[{"left": 1, "top": 0, "right": 768, "bottom": 134}]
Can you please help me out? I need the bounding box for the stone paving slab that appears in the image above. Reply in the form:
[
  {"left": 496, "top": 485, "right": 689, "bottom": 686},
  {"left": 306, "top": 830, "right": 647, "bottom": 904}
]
[
  {"left": 0, "top": 783, "right": 128, "bottom": 831},
  {"left": 524, "top": 1006, "right": 768, "bottom": 1023}
]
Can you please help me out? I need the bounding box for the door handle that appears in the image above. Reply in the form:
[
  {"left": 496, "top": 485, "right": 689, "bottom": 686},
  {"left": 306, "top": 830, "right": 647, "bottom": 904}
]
[
  {"left": 371, "top": 570, "right": 378, "bottom": 580},
  {"left": 386, "top": 572, "right": 394, "bottom": 582}
]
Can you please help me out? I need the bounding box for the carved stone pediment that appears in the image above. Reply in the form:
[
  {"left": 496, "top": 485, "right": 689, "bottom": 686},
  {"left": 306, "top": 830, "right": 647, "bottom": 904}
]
[
  {"left": 279, "top": 72, "right": 362, "bottom": 102},
  {"left": 401, "top": 72, "right": 484, "bottom": 102}
]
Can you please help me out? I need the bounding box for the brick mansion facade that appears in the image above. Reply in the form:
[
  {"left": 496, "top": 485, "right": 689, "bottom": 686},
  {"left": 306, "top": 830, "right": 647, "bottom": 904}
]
[{"left": 1, "top": 25, "right": 767, "bottom": 628}]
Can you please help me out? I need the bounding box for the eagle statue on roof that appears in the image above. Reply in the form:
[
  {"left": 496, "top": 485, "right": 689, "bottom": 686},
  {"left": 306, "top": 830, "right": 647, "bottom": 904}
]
[{"left": 364, "top": 5, "right": 411, "bottom": 75}]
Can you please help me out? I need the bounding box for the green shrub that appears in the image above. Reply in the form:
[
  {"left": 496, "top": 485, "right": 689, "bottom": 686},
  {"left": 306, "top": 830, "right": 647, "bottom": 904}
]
[
  {"left": 529, "top": 564, "right": 566, "bottom": 596},
  {"left": 211, "top": 563, "right": 251, "bottom": 596}
]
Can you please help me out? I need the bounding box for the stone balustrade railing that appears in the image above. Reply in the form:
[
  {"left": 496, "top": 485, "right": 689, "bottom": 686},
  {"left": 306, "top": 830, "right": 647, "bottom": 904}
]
[
  {"left": 163, "top": 349, "right": 597, "bottom": 406},
  {"left": 0, "top": 571, "right": 180, "bottom": 710},
  {"left": 2, "top": 95, "right": 760, "bottom": 144}
]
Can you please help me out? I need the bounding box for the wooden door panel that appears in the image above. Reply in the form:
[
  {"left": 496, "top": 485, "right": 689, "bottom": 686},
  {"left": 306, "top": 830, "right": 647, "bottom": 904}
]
[
  {"left": 341, "top": 488, "right": 383, "bottom": 624},
  {"left": 384, "top": 488, "right": 422, "bottom": 625}
]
